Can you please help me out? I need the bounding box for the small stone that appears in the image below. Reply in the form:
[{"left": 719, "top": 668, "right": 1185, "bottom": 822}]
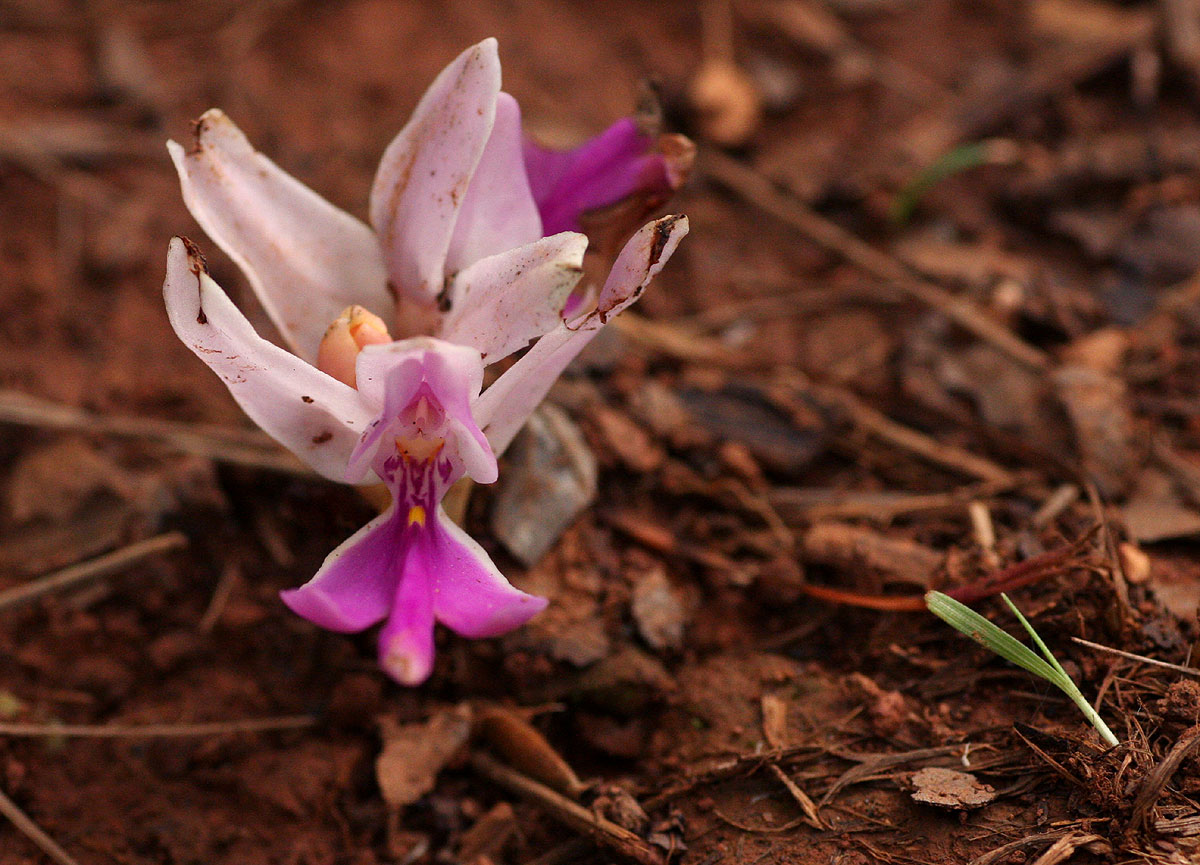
[
  {"left": 491, "top": 404, "right": 596, "bottom": 567},
  {"left": 631, "top": 567, "right": 688, "bottom": 651}
]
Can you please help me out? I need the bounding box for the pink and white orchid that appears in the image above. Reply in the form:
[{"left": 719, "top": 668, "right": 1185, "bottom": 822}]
[{"left": 163, "top": 38, "right": 689, "bottom": 685}]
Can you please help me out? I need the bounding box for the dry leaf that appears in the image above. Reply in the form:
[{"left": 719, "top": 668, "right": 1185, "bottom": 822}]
[
  {"left": 475, "top": 703, "right": 586, "bottom": 798},
  {"left": 376, "top": 704, "right": 472, "bottom": 809},
  {"left": 909, "top": 767, "right": 996, "bottom": 810}
]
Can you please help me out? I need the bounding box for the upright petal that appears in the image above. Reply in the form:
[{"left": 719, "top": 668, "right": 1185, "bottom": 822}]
[
  {"left": 444, "top": 93, "right": 543, "bottom": 274},
  {"left": 439, "top": 232, "right": 587, "bottom": 363},
  {"left": 168, "top": 110, "right": 390, "bottom": 362},
  {"left": 475, "top": 216, "right": 689, "bottom": 454},
  {"left": 369, "top": 39, "right": 501, "bottom": 306},
  {"left": 354, "top": 339, "right": 496, "bottom": 485},
  {"left": 163, "top": 237, "right": 374, "bottom": 480},
  {"left": 430, "top": 511, "right": 548, "bottom": 638},
  {"left": 523, "top": 118, "right": 688, "bottom": 235},
  {"left": 280, "top": 505, "right": 400, "bottom": 632}
]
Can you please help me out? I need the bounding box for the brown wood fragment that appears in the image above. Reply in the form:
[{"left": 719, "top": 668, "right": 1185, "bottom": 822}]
[
  {"left": 801, "top": 522, "right": 942, "bottom": 588},
  {"left": 1129, "top": 725, "right": 1200, "bottom": 831},
  {"left": 471, "top": 752, "right": 665, "bottom": 865}
]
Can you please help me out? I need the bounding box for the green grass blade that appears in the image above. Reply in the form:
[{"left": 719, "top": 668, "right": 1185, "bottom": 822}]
[
  {"left": 927, "top": 591, "right": 1120, "bottom": 747},
  {"left": 926, "top": 591, "right": 1061, "bottom": 682}
]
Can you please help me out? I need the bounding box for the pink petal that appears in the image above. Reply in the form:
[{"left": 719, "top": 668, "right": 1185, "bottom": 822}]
[
  {"left": 168, "top": 110, "right": 390, "bottom": 363},
  {"left": 355, "top": 340, "right": 497, "bottom": 484},
  {"left": 369, "top": 38, "right": 501, "bottom": 307},
  {"left": 377, "top": 531, "right": 437, "bottom": 685},
  {"left": 343, "top": 352, "right": 425, "bottom": 484},
  {"left": 523, "top": 117, "right": 672, "bottom": 234},
  {"left": 430, "top": 511, "right": 547, "bottom": 638},
  {"left": 439, "top": 232, "right": 587, "bottom": 363},
  {"left": 444, "top": 93, "right": 543, "bottom": 275},
  {"left": 475, "top": 215, "right": 689, "bottom": 454},
  {"left": 280, "top": 505, "right": 400, "bottom": 632},
  {"left": 163, "top": 237, "right": 373, "bottom": 480}
]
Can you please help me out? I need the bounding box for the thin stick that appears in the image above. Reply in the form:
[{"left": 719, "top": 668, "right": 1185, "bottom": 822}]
[
  {"left": 767, "top": 763, "right": 823, "bottom": 830},
  {"left": 790, "top": 374, "right": 1017, "bottom": 485},
  {"left": 1070, "top": 637, "right": 1200, "bottom": 680},
  {"left": 700, "top": 149, "right": 1050, "bottom": 371},
  {"left": 470, "top": 752, "right": 664, "bottom": 865},
  {"left": 0, "top": 782, "right": 80, "bottom": 865},
  {"left": 0, "top": 389, "right": 309, "bottom": 476},
  {"left": 0, "top": 716, "right": 315, "bottom": 738},
  {"left": 800, "top": 531, "right": 1094, "bottom": 611},
  {"left": 0, "top": 532, "right": 188, "bottom": 613}
]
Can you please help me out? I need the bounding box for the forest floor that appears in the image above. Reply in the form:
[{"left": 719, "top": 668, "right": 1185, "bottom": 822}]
[{"left": 3, "top": 1, "right": 1200, "bottom": 863}]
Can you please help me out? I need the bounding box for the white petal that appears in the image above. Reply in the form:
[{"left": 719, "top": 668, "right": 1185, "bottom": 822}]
[
  {"left": 163, "top": 237, "right": 373, "bottom": 480},
  {"left": 168, "top": 110, "right": 390, "bottom": 363},
  {"left": 444, "top": 92, "right": 543, "bottom": 274},
  {"left": 369, "top": 38, "right": 501, "bottom": 306},
  {"left": 439, "top": 232, "right": 587, "bottom": 363},
  {"left": 475, "top": 216, "right": 688, "bottom": 454}
]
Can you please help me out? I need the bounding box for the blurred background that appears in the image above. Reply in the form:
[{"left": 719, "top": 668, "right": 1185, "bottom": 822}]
[{"left": 5, "top": 1, "right": 1200, "bottom": 863}]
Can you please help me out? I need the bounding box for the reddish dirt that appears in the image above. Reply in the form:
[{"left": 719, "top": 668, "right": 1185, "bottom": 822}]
[{"left": 4, "top": 1, "right": 1200, "bottom": 863}]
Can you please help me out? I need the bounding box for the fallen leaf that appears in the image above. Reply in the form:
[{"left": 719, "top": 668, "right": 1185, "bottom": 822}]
[
  {"left": 909, "top": 767, "right": 995, "bottom": 810},
  {"left": 475, "top": 703, "right": 585, "bottom": 798},
  {"left": 376, "top": 705, "right": 472, "bottom": 809}
]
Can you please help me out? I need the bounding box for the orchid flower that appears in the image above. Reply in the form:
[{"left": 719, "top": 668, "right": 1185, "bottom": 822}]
[
  {"left": 167, "top": 38, "right": 690, "bottom": 362},
  {"left": 163, "top": 39, "right": 689, "bottom": 685}
]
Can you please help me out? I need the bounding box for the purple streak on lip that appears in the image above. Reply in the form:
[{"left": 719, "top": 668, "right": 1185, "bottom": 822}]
[{"left": 523, "top": 118, "right": 671, "bottom": 235}]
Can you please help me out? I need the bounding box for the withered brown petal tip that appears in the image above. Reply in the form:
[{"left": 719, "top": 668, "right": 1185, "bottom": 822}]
[
  {"left": 179, "top": 236, "right": 209, "bottom": 274},
  {"left": 649, "top": 215, "right": 682, "bottom": 266}
]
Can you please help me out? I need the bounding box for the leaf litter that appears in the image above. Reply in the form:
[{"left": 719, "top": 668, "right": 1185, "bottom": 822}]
[{"left": 6, "top": 0, "right": 1200, "bottom": 863}]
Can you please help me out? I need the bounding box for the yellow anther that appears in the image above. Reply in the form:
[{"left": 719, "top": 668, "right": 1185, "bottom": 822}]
[{"left": 407, "top": 505, "right": 427, "bottom": 527}]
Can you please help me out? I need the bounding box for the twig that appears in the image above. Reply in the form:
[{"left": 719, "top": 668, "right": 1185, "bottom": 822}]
[
  {"left": 969, "top": 829, "right": 1106, "bottom": 865},
  {"left": 0, "top": 532, "right": 188, "bottom": 613},
  {"left": 700, "top": 148, "right": 1050, "bottom": 371},
  {"left": 1070, "top": 637, "right": 1200, "bottom": 679},
  {"left": 969, "top": 501, "right": 1001, "bottom": 569},
  {"left": 1031, "top": 484, "right": 1080, "bottom": 529},
  {"left": 799, "top": 530, "right": 1095, "bottom": 611},
  {"left": 819, "top": 745, "right": 964, "bottom": 806},
  {"left": 768, "top": 481, "right": 1008, "bottom": 523},
  {"left": 784, "top": 373, "right": 1018, "bottom": 485},
  {"left": 0, "top": 716, "right": 315, "bottom": 738},
  {"left": 1129, "top": 726, "right": 1200, "bottom": 831},
  {"left": 470, "top": 752, "right": 664, "bottom": 865},
  {"left": 0, "top": 782, "right": 80, "bottom": 865},
  {"left": 0, "top": 390, "right": 310, "bottom": 476},
  {"left": 199, "top": 563, "right": 240, "bottom": 633},
  {"left": 767, "top": 764, "right": 823, "bottom": 830}
]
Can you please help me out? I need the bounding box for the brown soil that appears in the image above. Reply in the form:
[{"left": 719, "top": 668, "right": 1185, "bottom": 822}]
[{"left": 3, "top": 1, "right": 1200, "bottom": 863}]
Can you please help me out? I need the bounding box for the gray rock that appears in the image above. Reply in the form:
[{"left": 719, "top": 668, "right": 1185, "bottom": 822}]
[{"left": 491, "top": 403, "right": 597, "bottom": 567}]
